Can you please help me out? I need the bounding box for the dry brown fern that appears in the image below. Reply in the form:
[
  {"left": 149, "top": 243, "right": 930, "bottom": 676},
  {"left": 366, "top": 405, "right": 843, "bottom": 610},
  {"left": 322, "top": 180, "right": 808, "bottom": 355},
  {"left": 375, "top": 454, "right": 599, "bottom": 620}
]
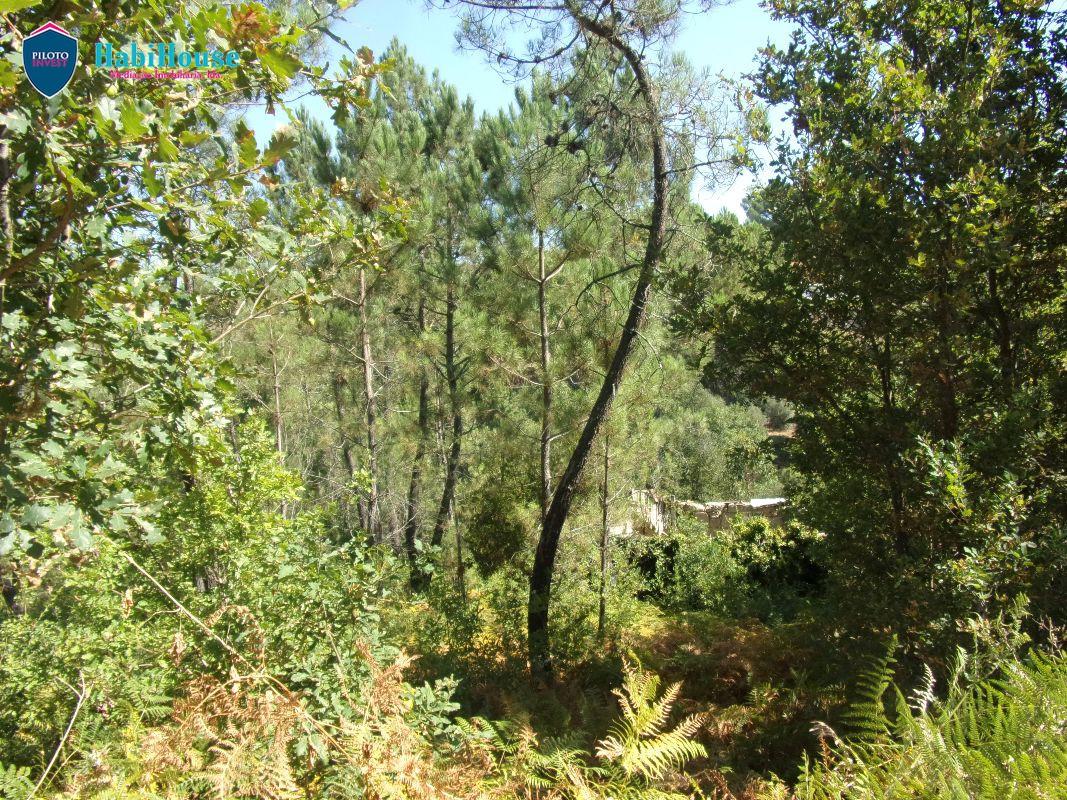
[
  {"left": 332, "top": 643, "right": 503, "bottom": 800},
  {"left": 142, "top": 673, "right": 306, "bottom": 799}
]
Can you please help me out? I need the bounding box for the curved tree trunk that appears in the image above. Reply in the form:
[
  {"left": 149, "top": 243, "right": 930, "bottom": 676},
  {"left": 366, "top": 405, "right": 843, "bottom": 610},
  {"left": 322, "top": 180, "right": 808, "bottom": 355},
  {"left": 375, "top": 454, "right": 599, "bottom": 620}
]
[{"left": 528, "top": 11, "right": 669, "bottom": 683}]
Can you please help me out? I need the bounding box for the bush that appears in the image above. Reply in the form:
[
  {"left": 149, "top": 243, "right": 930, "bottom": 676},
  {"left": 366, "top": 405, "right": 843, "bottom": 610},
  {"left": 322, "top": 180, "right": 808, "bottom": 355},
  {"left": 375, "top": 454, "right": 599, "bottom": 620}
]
[
  {"left": 464, "top": 488, "right": 533, "bottom": 577},
  {"left": 761, "top": 397, "right": 795, "bottom": 430},
  {"left": 0, "top": 423, "right": 408, "bottom": 772},
  {"left": 627, "top": 517, "right": 826, "bottom": 620},
  {"left": 720, "top": 518, "right": 826, "bottom": 620},
  {"left": 626, "top": 518, "right": 741, "bottom": 613}
]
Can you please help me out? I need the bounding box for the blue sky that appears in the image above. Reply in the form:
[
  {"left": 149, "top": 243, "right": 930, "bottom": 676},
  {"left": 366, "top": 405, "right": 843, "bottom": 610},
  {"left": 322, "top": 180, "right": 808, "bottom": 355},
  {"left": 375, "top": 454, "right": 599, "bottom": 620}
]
[{"left": 247, "top": 0, "right": 792, "bottom": 216}]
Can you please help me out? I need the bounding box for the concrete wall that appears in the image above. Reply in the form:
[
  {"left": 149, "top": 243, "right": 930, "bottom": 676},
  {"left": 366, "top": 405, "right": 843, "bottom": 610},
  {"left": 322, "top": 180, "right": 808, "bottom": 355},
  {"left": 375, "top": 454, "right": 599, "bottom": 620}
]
[{"left": 625, "top": 490, "right": 788, "bottom": 537}]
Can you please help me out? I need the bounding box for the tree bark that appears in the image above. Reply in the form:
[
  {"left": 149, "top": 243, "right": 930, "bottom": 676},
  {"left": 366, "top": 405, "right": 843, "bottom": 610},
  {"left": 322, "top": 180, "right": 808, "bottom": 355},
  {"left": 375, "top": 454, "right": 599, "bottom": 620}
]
[
  {"left": 537, "top": 229, "right": 553, "bottom": 524},
  {"left": 598, "top": 430, "right": 610, "bottom": 641},
  {"left": 528, "top": 11, "right": 669, "bottom": 683},
  {"left": 332, "top": 372, "right": 366, "bottom": 540},
  {"left": 358, "top": 266, "right": 382, "bottom": 543},
  {"left": 432, "top": 280, "right": 462, "bottom": 549},
  {"left": 268, "top": 321, "right": 284, "bottom": 457},
  {"left": 405, "top": 301, "right": 430, "bottom": 588},
  {"left": 454, "top": 510, "right": 467, "bottom": 602}
]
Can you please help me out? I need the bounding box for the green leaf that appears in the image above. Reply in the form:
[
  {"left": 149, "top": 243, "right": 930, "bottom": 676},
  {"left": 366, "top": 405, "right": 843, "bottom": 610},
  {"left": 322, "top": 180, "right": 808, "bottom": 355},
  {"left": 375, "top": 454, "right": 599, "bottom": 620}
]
[
  {"left": 235, "top": 121, "right": 259, "bottom": 168},
  {"left": 258, "top": 49, "right": 302, "bottom": 81},
  {"left": 95, "top": 454, "right": 128, "bottom": 480},
  {"left": 20, "top": 504, "right": 51, "bottom": 527},
  {"left": 0, "top": 110, "right": 29, "bottom": 134},
  {"left": 0, "top": 0, "right": 42, "bottom": 12},
  {"left": 142, "top": 162, "right": 163, "bottom": 197},
  {"left": 263, "top": 127, "right": 296, "bottom": 165},
  {"left": 84, "top": 216, "right": 109, "bottom": 239},
  {"left": 248, "top": 197, "right": 268, "bottom": 222},
  {"left": 119, "top": 99, "right": 148, "bottom": 138},
  {"left": 157, "top": 131, "right": 179, "bottom": 162},
  {"left": 15, "top": 453, "right": 50, "bottom": 479}
]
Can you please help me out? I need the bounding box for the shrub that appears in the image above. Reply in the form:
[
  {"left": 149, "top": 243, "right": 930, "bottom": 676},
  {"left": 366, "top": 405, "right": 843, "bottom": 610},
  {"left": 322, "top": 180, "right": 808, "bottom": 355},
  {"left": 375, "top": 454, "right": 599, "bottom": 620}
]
[
  {"left": 719, "top": 518, "right": 826, "bottom": 619},
  {"left": 627, "top": 516, "right": 826, "bottom": 618},
  {"left": 626, "top": 517, "right": 742, "bottom": 613},
  {"left": 0, "top": 423, "right": 407, "bottom": 774},
  {"left": 464, "top": 489, "right": 533, "bottom": 578},
  {"left": 761, "top": 397, "right": 795, "bottom": 430}
]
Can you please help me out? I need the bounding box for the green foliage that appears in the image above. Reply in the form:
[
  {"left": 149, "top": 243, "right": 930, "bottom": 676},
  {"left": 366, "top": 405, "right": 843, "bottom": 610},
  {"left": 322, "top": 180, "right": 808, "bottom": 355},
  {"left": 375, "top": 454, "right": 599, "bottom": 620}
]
[
  {"left": 722, "top": 519, "right": 825, "bottom": 594},
  {"left": 0, "top": 0, "right": 383, "bottom": 565},
  {"left": 760, "top": 397, "right": 794, "bottom": 431},
  {"left": 654, "top": 378, "right": 781, "bottom": 502},
  {"left": 596, "top": 661, "right": 707, "bottom": 782},
  {"left": 0, "top": 762, "right": 33, "bottom": 800},
  {"left": 465, "top": 487, "right": 533, "bottom": 577},
  {"left": 3, "top": 0, "right": 1062, "bottom": 796},
  {"left": 798, "top": 649, "right": 1067, "bottom": 799},
  {"left": 669, "top": 522, "right": 742, "bottom": 613},
  {"left": 629, "top": 517, "right": 823, "bottom": 620},
  {"left": 464, "top": 659, "right": 707, "bottom": 799},
  {"left": 0, "top": 421, "right": 398, "bottom": 767},
  {"left": 636, "top": 518, "right": 740, "bottom": 614},
  {"left": 695, "top": 0, "right": 1067, "bottom": 659}
]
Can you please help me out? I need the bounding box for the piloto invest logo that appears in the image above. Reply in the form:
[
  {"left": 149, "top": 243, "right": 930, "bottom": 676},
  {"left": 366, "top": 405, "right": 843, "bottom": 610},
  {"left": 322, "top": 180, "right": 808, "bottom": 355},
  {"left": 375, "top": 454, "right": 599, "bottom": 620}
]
[{"left": 22, "top": 22, "right": 78, "bottom": 98}]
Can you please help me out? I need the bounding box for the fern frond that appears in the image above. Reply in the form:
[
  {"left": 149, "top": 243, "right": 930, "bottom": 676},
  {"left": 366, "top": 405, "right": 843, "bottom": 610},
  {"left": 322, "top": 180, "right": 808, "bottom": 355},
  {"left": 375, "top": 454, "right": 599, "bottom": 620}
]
[
  {"left": 596, "top": 661, "right": 707, "bottom": 781},
  {"left": 840, "top": 641, "right": 897, "bottom": 744},
  {"left": 798, "top": 649, "right": 1067, "bottom": 799},
  {"left": 0, "top": 762, "right": 34, "bottom": 800}
]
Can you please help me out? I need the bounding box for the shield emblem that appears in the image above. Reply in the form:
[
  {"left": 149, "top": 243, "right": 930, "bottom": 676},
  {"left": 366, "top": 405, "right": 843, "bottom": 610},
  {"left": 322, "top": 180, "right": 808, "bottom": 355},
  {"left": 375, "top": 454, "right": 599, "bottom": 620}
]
[{"left": 23, "top": 22, "right": 78, "bottom": 98}]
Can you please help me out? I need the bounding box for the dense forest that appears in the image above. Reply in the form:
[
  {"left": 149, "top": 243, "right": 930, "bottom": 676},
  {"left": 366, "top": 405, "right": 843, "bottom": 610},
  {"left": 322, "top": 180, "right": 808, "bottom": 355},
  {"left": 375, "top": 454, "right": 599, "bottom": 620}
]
[{"left": 1, "top": 0, "right": 1065, "bottom": 797}]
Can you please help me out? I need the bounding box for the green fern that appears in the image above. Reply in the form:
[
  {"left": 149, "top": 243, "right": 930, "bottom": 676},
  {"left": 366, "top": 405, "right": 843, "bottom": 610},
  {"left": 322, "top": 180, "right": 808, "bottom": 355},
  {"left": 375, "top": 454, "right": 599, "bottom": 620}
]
[
  {"left": 596, "top": 661, "right": 707, "bottom": 781},
  {"left": 838, "top": 639, "right": 897, "bottom": 746},
  {"left": 461, "top": 661, "right": 708, "bottom": 799},
  {"left": 0, "top": 762, "right": 34, "bottom": 800},
  {"left": 799, "top": 649, "right": 1067, "bottom": 799}
]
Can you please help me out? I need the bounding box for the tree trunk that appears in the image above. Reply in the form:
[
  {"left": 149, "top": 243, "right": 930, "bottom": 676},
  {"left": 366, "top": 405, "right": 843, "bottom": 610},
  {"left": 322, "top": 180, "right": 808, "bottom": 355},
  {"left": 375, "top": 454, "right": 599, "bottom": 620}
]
[
  {"left": 406, "top": 301, "right": 430, "bottom": 588},
  {"left": 332, "top": 373, "right": 366, "bottom": 539},
  {"left": 598, "top": 430, "right": 610, "bottom": 641},
  {"left": 268, "top": 320, "right": 284, "bottom": 457},
  {"left": 528, "top": 14, "right": 669, "bottom": 683},
  {"left": 432, "top": 281, "right": 461, "bottom": 549},
  {"left": 358, "top": 266, "right": 382, "bottom": 543},
  {"left": 454, "top": 509, "right": 467, "bottom": 603},
  {"left": 537, "top": 229, "right": 553, "bottom": 524},
  {"left": 268, "top": 320, "right": 287, "bottom": 518}
]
